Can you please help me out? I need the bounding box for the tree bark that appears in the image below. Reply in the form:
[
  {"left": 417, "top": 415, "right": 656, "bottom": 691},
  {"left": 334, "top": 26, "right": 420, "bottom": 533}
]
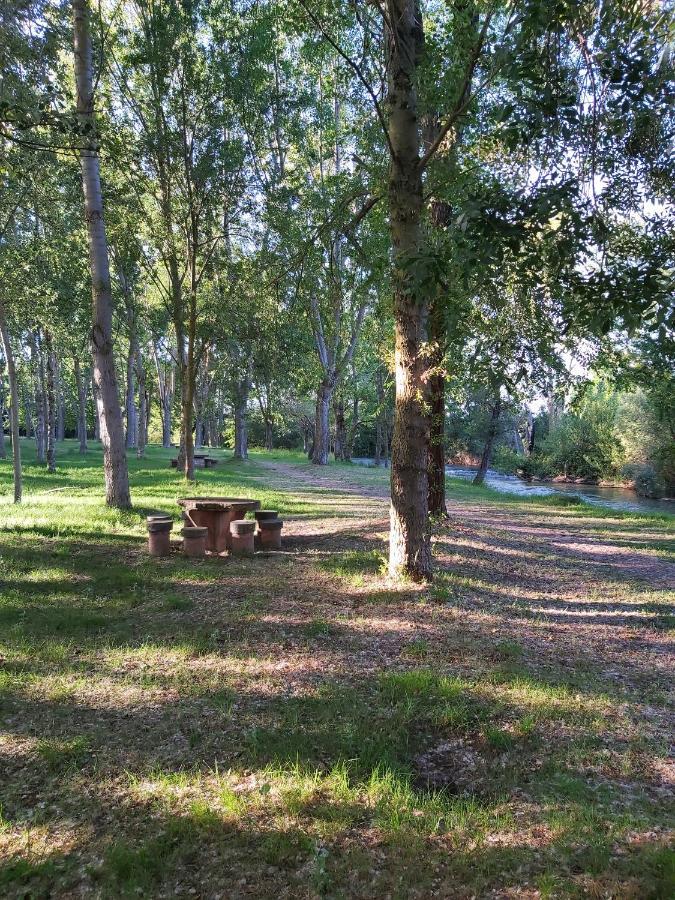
[
  {"left": 153, "top": 343, "right": 174, "bottom": 449},
  {"left": 312, "top": 378, "right": 333, "bottom": 465},
  {"left": 45, "top": 331, "right": 56, "bottom": 473},
  {"left": 233, "top": 376, "right": 249, "bottom": 460},
  {"left": 73, "top": 0, "right": 131, "bottom": 508},
  {"left": 0, "top": 369, "right": 6, "bottom": 459},
  {"left": 135, "top": 346, "right": 146, "bottom": 458},
  {"left": 55, "top": 356, "right": 65, "bottom": 442},
  {"left": 386, "top": 0, "right": 431, "bottom": 581},
  {"left": 528, "top": 416, "right": 536, "bottom": 455},
  {"left": 22, "top": 388, "right": 33, "bottom": 441},
  {"left": 344, "top": 387, "right": 359, "bottom": 462},
  {"left": 30, "top": 331, "right": 46, "bottom": 463},
  {"left": 0, "top": 298, "right": 21, "bottom": 501},
  {"left": 91, "top": 372, "right": 100, "bottom": 441},
  {"left": 125, "top": 337, "right": 137, "bottom": 449},
  {"left": 74, "top": 357, "right": 88, "bottom": 453},
  {"left": 333, "top": 395, "right": 346, "bottom": 461},
  {"left": 473, "top": 397, "right": 502, "bottom": 486},
  {"left": 162, "top": 393, "right": 172, "bottom": 447}
]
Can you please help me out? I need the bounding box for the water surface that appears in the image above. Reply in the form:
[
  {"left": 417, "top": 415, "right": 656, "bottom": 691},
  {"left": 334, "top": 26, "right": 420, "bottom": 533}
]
[{"left": 351, "top": 458, "right": 673, "bottom": 514}]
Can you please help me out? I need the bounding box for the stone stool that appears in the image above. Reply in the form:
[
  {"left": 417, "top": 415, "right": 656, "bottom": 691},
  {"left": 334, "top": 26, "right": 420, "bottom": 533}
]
[
  {"left": 258, "top": 518, "right": 283, "bottom": 550},
  {"left": 254, "top": 510, "right": 279, "bottom": 524},
  {"left": 182, "top": 526, "right": 208, "bottom": 557},
  {"left": 230, "top": 519, "right": 256, "bottom": 557},
  {"left": 147, "top": 519, "right": 173, "bottom": 557}
]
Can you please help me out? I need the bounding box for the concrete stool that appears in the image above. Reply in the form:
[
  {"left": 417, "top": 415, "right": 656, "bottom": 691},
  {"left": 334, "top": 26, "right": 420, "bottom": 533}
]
[
  {"left": 147, "top": 519, "right": 173, "bottom": 557},
  {"left": 258, "top": 518, "right": 283, "bottom": 550},
  {"left": 182, "top": 526, "right": 208, "bottom": 557},
  {"left": 254, "top": 510, "right": 279, "bottom": 524},
  {"left": 230, "top": 519, "right": 255, "bottom": 556}
]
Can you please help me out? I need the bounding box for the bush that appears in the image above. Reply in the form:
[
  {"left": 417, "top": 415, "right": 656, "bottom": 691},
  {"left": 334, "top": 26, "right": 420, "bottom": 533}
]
[
  {"left": 518, "top": 453, "right": 555, "bottom": 480},
  {"left": 491, "top": 446, "right": 523, "bottom": 474},
  {"left": 621, "top": 463, "right": 665, "bottom": 499}
]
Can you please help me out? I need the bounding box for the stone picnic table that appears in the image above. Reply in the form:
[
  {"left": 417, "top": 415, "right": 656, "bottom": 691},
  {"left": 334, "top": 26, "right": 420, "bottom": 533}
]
[
  {"left": 171, "top": 454, "right": 219, "bottom": 469},
  {"left": 177, "top": 497, "right": 260, "bottom": 553}
]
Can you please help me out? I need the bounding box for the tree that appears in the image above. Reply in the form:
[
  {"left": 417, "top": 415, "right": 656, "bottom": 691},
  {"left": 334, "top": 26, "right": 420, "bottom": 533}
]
[
  {"left": 0, "top": 297, "right": 21, "bottom": 502},
  {"left": 72, "top": 0, "right": 130, "bottom": 508}
]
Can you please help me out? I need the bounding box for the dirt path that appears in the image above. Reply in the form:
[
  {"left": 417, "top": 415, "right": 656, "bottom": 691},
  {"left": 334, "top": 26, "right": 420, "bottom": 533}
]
[{"left": 259, "top": 456, "right": 675, "bottom": 693}]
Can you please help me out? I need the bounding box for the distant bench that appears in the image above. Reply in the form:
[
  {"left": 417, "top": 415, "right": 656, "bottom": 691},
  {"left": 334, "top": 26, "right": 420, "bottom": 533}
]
[{"left": 170, "top": 454, "right": 219, "bottom": 469}]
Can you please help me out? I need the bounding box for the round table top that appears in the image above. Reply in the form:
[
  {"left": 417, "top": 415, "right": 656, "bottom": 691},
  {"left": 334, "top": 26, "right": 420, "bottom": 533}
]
[{"left": 177, "top": 497, "right": 261, "bottom": 512}]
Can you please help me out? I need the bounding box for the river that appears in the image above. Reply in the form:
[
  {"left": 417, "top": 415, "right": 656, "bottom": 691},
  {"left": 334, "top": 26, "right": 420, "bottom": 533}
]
[{"left": 350, "top": 459, "right": 673, "bottom": 515}]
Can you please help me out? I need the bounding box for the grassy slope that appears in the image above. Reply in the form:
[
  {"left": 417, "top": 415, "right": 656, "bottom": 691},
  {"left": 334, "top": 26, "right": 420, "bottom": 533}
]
[{"left": 0, "top": 440, "right": 673, "bottom": 899}]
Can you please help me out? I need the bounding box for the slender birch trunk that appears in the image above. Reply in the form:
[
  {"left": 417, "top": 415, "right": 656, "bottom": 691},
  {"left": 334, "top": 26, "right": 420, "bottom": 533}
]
[
  {"left": 125, "top": 339, "right": 137, "bottom": 449},
  {"left": 22, "top": 389, "right": 33, "bottom": 441},
  {"left": 135, "top": 346, "right": 146, "bottom": 458},
  {"left": 55, "top": 356, "right": 65, "bottom": 442},
  {"left": 233, "top": 376, "right": 249, "bottom": 460},
  {"left": 45, "top": 331, "right": 56, "bottom": 473},
  {"left": 162, "top": 393, "right": 172, "bottom": 447},
  {"left": 386, "top": 0, "right": 431, "bottom": 580},
  {"left": 0, "top": 370, "right": 6, "bottom": 460},
  {"left": 0, "top": 298, "right": 21, "bottom": 501},
  {"left": 74, "top": 357, "right": 88, "bottom": 453},
  {"left": 29, "top": 331, "right": 46, "bottom": 463},
  {"left": 91, "top": 373, "right": 100, "bottom": 441},
  {"left": 72, "top": 0, "right": 130, "bottom": 508}
]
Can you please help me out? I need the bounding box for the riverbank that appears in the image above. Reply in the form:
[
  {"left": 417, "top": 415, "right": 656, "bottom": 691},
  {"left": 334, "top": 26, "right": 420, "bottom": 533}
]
[{"left": 1, "top": 441, "right": 673, "bottom": 898}]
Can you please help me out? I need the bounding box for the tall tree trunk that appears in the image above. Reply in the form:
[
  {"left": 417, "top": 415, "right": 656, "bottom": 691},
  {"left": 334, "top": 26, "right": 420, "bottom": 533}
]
[
  {"left": 73, "top": 0, "right": 131, "bottom": 508},
  {"left": 153, "top": 342, "right": 174, "bottom": 448},
  {"left": 45, "top": 331, "right": 56, "bottom": 473},
  {"left": 312, "top": 378, "right": 333, "bottom": 465},
  {"left": 233, "top": 377, "right": 249, "bottom": 460},
  {"left": 528, "top": 416, "right": 536, "bottom": 455},
  {"left": 180, "top": 300, "right": 198, "bottom": 480},
  {"left": 135, "top": 347, "right": 147, "bottom": 458},
  {"left": 30, "top": 331, "right": 46, "bottom": 463},
  {"left": 162, "top": 394, "right": 172, "bottom": 448},
  {"left": 0, "top": 372, "right": 6, "bottom": 459},
  {"left": 195, "top": 416, "right": 204, "bottom": 449},
  {"left": 125, "top": 337, "right": 137, "bottom": 449},
  {"left": 55, "top": 356, "right": 65, "bottom": 442},
  {"left": 74, "top": 357, "right": 88, "bottom": 453},
  {"left": 473, "top": 397, "right": 502, "bottom": 486},
  {"left": 91, "top": 372, "right": 100, "bottom": 441},
  {"left": 333, "top": 395, "right": 345, "bottom": 461},
  {"left": 264, "top": 418, "right": 273, "bottom": 451},
  {"left": 0, "top": 298, "right": 21, "bottom": 501},
  {"left": 386, "top": 0, "right": 431, "bottom": 581},
  {"left": 345, "top": 389, "right": 359, "bottom": 462},
  {"left": 22, "top": 388, "right": 33, "bottom": 440}
]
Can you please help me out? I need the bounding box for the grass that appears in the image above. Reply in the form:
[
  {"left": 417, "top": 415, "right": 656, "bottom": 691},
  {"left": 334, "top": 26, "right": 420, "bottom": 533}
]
[{"left": 0, "top": 439, "right": 673, "bottom": 898}]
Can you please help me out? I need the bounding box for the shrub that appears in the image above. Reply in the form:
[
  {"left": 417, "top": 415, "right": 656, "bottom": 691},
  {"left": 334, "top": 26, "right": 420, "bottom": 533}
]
[
  {"left": 491, "top": 446, "right": 523, "bottom": 474},
  {"left": 621, "top": 462, "right": 665, "bottom": 499},
  {"left": 518, "top": 453, "right": 555, "bottom": 480}
]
